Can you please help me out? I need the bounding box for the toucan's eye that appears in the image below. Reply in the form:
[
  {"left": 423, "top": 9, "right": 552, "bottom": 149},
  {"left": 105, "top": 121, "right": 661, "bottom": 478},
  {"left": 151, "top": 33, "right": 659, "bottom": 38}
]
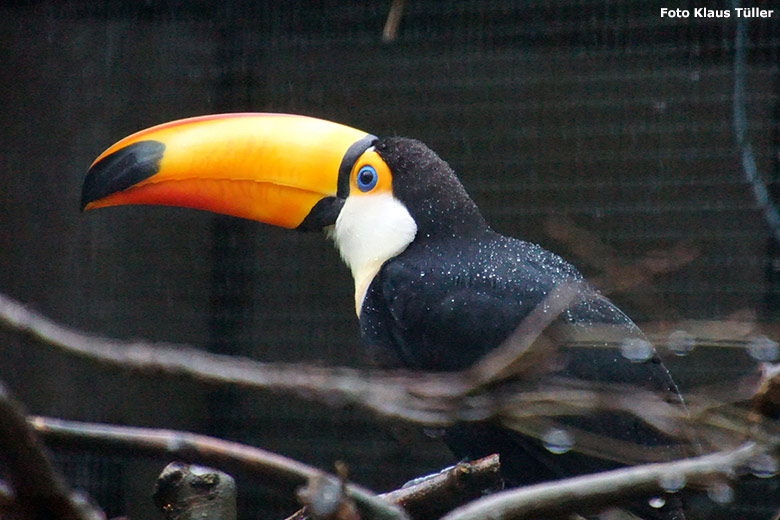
[{"left": 356, "top": 165, "right": 378, "bottom": 192}]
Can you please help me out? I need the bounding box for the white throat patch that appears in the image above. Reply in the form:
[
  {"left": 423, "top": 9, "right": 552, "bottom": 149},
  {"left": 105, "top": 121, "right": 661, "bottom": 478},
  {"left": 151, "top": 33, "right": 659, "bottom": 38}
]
[{"left": 331, "top": 193, "right": 417, "bottom": 315}]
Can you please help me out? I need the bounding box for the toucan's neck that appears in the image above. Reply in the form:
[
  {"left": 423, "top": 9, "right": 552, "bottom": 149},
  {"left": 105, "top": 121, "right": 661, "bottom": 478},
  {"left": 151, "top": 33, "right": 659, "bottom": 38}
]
[
  {"left": 374, "top": 137, "right": 488, "bottom": 239},
  {"left": 332, "top": 192, "right": 418, "bottom": 315}
]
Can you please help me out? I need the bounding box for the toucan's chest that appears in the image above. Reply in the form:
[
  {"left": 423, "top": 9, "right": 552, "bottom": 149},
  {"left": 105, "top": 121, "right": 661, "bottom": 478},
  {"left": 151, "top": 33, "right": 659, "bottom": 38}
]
[
  {"left": 357, "top": 236, "right": 549, "bottom": 371},
  {"left": 356, "top": 235, "right": 680, "bottom": 413}
]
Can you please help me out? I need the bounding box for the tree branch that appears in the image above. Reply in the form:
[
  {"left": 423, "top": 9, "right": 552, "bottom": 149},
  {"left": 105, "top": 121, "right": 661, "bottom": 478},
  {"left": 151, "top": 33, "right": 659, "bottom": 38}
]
[
  {"left": 287, "top": 455, "right": 502, "bottom": 520},
  {"left": 0, "top": 288, "right": 603, "bottom": 431},
  {"left": 379, "top": 455, "right": 501, "bottom": 519},
  {"left": 153, "top": 462, "right": 236, "bottom": 520},
  {"left": 2, "top": 290, "right": 777, "bottom": 466},
  {"left": 0, "top": 291, "right": 462, "bottom": 426},
  {"left": 441, "top": 443, "right": 763, "bottom": 520},
  {"left": 30, "top": 416, "right": 407, "bottom": 520},
  {"left": 382, "top": 0, "right": 405, "bottom": 42},
  {"left": 0, "top": 383, "right": 105, "bottom": 520},
  {"left": 33, "top": 412, "right": 499, "bottom": 519},
  {"left": 4, "top": 291, "right": 780, "bottom": 519},
  {"left": 464, "top": 284, "right": 581, "bottom": 387}
]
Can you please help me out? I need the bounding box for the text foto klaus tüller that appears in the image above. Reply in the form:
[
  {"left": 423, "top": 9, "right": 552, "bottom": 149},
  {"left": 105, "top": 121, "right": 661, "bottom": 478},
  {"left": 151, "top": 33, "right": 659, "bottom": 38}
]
[{"left": 661, "top": 7, "right": 774, "bottom": 18}]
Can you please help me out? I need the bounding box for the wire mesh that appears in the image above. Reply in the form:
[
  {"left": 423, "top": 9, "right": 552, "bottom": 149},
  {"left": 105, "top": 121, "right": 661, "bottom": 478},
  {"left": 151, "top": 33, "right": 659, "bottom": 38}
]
[{"left": 0, "top": 1, "right": 778, "bottom": 518}]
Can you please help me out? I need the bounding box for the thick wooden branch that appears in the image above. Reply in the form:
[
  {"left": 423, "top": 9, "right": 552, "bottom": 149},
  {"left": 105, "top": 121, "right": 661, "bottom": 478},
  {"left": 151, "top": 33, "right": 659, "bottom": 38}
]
[
  {"left": 0, "top": 383, "right": 105, "bottom": 520},
  {"left": 153, "top": 462, "right": 236, "bottom": 520}
]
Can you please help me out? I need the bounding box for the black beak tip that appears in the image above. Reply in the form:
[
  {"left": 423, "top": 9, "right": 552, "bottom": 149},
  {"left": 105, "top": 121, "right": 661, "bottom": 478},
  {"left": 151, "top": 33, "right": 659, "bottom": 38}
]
[{"left": 80, "top": 140, "right": 166, "bottom": 212}]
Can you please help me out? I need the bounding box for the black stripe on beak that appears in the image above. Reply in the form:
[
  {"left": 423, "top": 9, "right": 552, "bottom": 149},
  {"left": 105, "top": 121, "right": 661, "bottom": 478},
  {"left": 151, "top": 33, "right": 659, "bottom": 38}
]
[{"left": 81, "top": 140, "right": 165, "bottom": 210}]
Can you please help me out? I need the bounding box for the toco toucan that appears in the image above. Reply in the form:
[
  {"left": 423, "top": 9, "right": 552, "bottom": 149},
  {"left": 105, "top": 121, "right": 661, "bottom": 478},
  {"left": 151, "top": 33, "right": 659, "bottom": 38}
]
[{"left": 81, "top": 113, "right": 689, "bottom": 517}]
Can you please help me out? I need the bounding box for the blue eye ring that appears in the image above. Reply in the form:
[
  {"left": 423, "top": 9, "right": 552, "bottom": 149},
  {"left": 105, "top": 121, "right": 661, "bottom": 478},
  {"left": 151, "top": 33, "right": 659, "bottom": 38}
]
[{"left": 356, "top": 165, "right": 378, "bottom": 192}]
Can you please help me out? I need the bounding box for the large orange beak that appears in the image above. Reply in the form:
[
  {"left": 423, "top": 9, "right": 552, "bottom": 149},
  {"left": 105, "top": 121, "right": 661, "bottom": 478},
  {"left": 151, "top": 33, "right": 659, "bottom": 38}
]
[{"left": 81, "top": 113, "right": 375, "bottom": 229}]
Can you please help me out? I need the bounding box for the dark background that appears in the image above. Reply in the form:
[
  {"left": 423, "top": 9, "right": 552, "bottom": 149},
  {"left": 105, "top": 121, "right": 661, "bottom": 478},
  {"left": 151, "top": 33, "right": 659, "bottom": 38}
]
[{"left": 0, "top": 1, "right": 778, "bottom": 518}]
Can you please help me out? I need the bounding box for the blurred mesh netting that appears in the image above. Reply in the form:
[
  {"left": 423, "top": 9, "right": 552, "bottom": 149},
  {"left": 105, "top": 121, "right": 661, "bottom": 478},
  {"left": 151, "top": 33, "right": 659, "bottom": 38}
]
[{"left": 0, "top": 1, "right": 778, "bottom": 519}]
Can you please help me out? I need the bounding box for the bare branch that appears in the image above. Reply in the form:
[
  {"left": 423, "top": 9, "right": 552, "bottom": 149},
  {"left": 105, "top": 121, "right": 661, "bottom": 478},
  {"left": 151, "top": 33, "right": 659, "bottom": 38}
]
[
  {"left": 0, "top": 291, "right": 456, "bottom": 425},
  {"left": 465, "top": 283, "right": 581, "bottom": 387},
  {"left": 543, "top": 215, "right": 699, "bottom": 320},
  {"left": 3, "top": 290, "right": 778, "bottom": 467},
  {"left": 29, "top": 416, "right": 408, "bottom": 520},
  {"left": 31, "top": 416, "right": 324, "bottom": 488},
  {"left": 286, "top": 455, "right": 501, "bottom": 520},
  {"left": 0, "top": 289, "right": 574, "bottom": 428},
  {"left": 380, "top": 455, "right": 501, "bottom": 519},
  {"left": 0, "top": 383, "right": 105, "bottom": 520},
  {"left": 543, "top": 216, "right": 699, "bottom": 295},
  {"left": 441, "top": 443, "right": 762, "bottom": 520},
  {"left": 382, "top": 0, "right": 405, "bottom": 42},
  {"left": 4, "top": 282, "right": 780, "bottom": 518}
]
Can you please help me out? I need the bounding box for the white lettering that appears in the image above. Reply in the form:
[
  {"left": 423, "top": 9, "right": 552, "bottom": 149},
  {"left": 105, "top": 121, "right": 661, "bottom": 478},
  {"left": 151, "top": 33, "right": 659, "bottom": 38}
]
[
  {"left": 661, "top": 8, "right": 689, "bottom": 18},
  {"left": 694, "top": 8, "right": 730, "bottom": 18},
  {"left": 734, "top": 7, "right": 775, "bottom": 18},
  {"left": 666, "top": 7, "right": 776, "bottom": 19}
]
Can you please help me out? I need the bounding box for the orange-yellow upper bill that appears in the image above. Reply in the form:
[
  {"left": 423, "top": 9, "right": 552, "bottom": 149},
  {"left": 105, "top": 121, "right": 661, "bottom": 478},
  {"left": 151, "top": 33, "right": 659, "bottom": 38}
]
[{"left": 82, "top": 113, "right": 371, "bottom": 229}]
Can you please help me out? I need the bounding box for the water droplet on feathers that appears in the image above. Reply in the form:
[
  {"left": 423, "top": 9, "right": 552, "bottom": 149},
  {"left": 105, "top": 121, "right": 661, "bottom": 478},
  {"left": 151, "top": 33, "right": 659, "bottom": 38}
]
[{"left": 620, "top": 338, "right": 653, "bottom": 363}]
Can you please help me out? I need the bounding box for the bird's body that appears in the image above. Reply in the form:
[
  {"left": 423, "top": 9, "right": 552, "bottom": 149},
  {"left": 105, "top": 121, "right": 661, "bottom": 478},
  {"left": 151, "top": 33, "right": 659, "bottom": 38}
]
[
  {"left": 82, "top": 114, "right": 690, "bottom": 518},
  {"left": 357, "top": 138, "right": 686, "bottom": 489}
]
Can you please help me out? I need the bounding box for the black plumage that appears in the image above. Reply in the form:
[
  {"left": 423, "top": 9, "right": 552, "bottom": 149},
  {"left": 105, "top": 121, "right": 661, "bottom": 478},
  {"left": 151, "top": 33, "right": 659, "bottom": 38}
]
[{"left": 360, "top": 138, "right": 688, "bottom": 515}]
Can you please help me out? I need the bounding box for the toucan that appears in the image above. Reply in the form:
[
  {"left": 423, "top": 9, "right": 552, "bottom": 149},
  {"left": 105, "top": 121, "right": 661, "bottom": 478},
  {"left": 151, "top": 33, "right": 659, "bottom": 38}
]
[{"left": 82, "top": 113, "right": 689, "bottom": 517}]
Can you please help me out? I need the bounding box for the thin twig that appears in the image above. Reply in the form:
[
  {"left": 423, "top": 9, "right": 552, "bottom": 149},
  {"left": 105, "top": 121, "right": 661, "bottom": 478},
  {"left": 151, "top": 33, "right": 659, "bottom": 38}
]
[
  {"left": 441, "top": 443, "right": 762, "bottom": 520},
  {"left": 382, "top": 0, "right": 405, "bottom": 42},
  {"left": 0, "top": 383, "right": 105, "bottom": 520},
  {"left": 465, "top": 283, "right": 581, "bottom": 387},
  {"left": 30, "top": 416, "right": 407, "bottom": 520}
]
